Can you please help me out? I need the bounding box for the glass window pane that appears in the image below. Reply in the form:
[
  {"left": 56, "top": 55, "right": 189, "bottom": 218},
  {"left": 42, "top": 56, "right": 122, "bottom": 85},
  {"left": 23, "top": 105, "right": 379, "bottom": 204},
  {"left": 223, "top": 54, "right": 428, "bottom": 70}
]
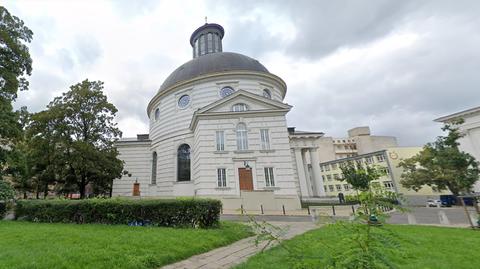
[{"left": 177, "top": 144, "right": 191, "bottom": 181}]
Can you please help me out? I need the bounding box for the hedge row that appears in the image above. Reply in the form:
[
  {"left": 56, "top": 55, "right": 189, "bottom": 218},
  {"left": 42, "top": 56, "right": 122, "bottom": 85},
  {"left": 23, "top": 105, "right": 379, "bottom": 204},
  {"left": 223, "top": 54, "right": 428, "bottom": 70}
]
[{"left": 15, "top": 198, "right": 222, "bottom": 228}]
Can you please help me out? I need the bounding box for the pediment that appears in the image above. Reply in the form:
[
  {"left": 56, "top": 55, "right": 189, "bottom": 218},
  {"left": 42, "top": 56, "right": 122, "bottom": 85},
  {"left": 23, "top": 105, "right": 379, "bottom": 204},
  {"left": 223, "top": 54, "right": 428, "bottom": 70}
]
[{"left": 197, "top": 90, "right": 292, "bottom": 114}]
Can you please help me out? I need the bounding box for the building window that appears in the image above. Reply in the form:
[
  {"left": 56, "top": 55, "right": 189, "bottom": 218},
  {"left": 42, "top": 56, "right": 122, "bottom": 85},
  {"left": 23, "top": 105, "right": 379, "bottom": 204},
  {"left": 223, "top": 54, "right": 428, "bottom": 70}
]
[
  {"left": 380, "top": 167, "right": 390, "bottom": 175},
  {"left": 376, "top": 154, "right": 385, "bottom": 162},
  {"left": 336, "top": 184, "right": 342, "bottom": 191},
  {"left": 199, "top": 34, "right": 205, "bottom": 55},
  {"left": 329, "top": 185, "right": 334, "bottom": 192},
  {"left": 365, "top": 156, "right": 374, "bottom": 164},
  {"left": 331, "top": 163, "right": 337, "bottom": 170},
  {"left": 215, "top": 33, "right": 220, "bottom": 51},
  {"left": 215, "top": 131, "right": 225, "bottom": 151},
  {"left": 232, "top": 103, "right": 248, "bottom": 112},
  {"left": 236, "top": 123, "right": 248, "bottom": 150},
  {"left": 177, "top": 144, "right": 191, "bottom": 181},
  {"left": 326, "top": 175, "right": 332, "bottom": 181},
  {"left": 263, "top": 89, "right": 272, "bottom": 99},
  {"left": 324, "top": 185, "right": 327, "bottom": 192},
  {"left": 151, "top": 152, "right": 157, "bottom": 184},
  {"left": 344, "top": 184, "right": 350, "bottom": 191},
  {"left": 220, "top": 86, "right": 235, "bottom": 98},
  {"left": 325, "top": 165, "right": 330, "bottom": 171},
  {"left": 178, "top": 94, "right": 190, "bottom": 109},
  {"left": 264, "top": 167, "right": 275, "bottom": 187},
  {"left": 207, "top": 33, "right": 213, "bottom": 53},
  {"left": 217, "top": 168, "right": 226, "bottom": 187},
  {"left": 260, "top": 129, "right": 270, "bottom": 150},
  {"left": 333, "top": 174, "right": 339, "bottom": 180},
  {"left": 383, "top": 181, "right": 394, "bottom": 189},
  {"left": 154, "top": 108, "right": 160, "bottom": 121},
  {"left": 322, "top": 175, "right": 326, "bottom": 181},
  {"left": 320, "top": 165, "right": 324, "bottom": 172}
]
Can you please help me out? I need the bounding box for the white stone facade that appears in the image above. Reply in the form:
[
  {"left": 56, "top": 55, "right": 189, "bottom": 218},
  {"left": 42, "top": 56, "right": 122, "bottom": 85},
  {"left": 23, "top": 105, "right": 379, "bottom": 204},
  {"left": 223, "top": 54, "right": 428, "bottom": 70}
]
[{"left": 435, "top": 106, "right": 480, "bottom": 192}]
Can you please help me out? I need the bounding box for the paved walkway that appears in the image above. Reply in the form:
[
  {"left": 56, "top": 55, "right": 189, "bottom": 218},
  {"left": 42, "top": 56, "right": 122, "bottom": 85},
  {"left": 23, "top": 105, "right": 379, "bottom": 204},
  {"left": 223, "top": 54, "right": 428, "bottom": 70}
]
[{"left": 160, "top": 222, "right": 317, "bottom": 269}]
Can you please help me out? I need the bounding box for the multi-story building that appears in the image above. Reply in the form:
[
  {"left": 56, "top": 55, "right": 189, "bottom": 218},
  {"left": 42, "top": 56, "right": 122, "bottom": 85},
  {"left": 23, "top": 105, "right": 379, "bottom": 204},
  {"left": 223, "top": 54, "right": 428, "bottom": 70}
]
[
  {"left": 435, "top": 105, "right": 480, "bottom": 192},
  {"left": 312, "top": 126, "right": 398, "bottom": 162},
  {"left": 319, "top": 147, "right": 449, "bottom": 205}
]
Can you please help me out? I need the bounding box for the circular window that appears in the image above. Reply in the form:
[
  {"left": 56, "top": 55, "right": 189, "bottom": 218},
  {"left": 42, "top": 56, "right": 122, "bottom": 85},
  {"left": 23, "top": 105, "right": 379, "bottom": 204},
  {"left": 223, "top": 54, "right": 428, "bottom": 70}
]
[
  {"left": 220, "top": 86, "right": 235, "bottom": 98},
  {"left": 154, "top": 108, "right": 160, "bottom": 121},
  {"left": 178, "top": 95, "right": 190, "bottom": 108},
  {"left": 263, "top": 89, "right": 272, "bottom": 99}
]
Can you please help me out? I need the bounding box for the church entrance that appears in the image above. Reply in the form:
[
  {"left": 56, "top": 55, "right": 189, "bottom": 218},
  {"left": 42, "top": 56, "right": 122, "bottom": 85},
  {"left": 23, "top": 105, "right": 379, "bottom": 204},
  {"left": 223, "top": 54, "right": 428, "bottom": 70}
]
[{"left": 238, "top": 168, "right": 253, "bottom": 191}]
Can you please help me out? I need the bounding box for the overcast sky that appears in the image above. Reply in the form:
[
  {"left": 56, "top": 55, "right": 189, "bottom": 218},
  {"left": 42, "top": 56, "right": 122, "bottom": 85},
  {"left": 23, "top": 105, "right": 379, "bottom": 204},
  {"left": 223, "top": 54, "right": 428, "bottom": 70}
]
[{"left": 4, "top": 0, "right": 480, "bottom": 146}]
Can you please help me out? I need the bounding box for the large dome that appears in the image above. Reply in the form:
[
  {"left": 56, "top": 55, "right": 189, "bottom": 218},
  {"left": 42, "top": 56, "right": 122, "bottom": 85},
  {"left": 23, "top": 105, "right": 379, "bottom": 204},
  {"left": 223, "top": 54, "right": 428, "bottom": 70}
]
[{"left": 159, "top": 52, "right": 270, "bottom": 92}]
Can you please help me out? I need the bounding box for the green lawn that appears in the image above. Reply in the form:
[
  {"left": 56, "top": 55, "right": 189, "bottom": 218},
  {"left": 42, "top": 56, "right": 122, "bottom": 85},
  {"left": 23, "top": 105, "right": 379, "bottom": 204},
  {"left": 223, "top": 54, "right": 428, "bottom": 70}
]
[
  {"left": 237, "top": 225, "right": 480, "bottom": 269},
  {"left": 0, "top": 221, "right": 251, "bottom": 269}
]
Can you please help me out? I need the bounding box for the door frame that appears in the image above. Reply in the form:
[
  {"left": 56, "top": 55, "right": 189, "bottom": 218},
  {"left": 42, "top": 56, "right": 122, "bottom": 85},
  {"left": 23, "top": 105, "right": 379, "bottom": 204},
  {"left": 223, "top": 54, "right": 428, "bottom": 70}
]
[{"left": 234, "top": 159, "right": 257, "bottom": 194}]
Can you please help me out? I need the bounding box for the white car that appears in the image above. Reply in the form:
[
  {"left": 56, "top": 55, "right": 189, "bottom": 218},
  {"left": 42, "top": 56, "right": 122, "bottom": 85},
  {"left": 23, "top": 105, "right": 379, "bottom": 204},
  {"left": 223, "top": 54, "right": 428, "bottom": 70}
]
[{"left": 426, "top": 199, "right": 442, "bottom": 207}]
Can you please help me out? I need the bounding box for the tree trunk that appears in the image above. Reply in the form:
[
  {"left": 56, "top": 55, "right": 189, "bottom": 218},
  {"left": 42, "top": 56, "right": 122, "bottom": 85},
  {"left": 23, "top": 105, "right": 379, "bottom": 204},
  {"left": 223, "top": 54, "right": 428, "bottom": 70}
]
[
  {"left": 23, "top": 191, "right": 27, "bottom": 199},
  {"left": 43, "top": 182, "right": 48, "bottom": 199},
  {"left": 79, "top": 176, "right": 86, "bottom": 199}
]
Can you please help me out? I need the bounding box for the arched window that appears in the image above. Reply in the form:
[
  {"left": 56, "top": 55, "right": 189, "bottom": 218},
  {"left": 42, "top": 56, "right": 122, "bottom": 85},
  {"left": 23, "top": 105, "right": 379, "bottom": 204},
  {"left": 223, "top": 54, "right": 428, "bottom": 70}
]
[
  {"left": 232, "top": 103, "right": 248, "bottom": 112},
  {"left": 154, "top": 108, "right": 160, "bottom": 121},
  {"left": 263, "top": 89, "right": 272, "bottom": 99},
  {"left": 151, "top": 152, "right": 157, "bottom": 184},
  {"left": 236, "top": 123, "right": 248, "bottom": 150},
  {"left": 177, "top": 144, "right": 191, "bottom": 181},
  {"left": 220, "top": 86, "right": 235, "bottom": 98}
]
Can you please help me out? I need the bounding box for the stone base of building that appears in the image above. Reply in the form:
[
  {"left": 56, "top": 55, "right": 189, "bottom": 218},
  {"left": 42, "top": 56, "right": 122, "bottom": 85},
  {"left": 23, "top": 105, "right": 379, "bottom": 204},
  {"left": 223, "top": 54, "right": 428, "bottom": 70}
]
[{"left": 213, "top": 191, "right": 301, "bottom": 212}]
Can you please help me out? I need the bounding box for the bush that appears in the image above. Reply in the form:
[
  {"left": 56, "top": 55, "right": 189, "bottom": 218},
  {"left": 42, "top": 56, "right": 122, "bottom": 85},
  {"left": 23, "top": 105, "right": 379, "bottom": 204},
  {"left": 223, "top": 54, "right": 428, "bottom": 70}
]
[{"left": 15, "top": 198, "right": 222, "bottom": 228}]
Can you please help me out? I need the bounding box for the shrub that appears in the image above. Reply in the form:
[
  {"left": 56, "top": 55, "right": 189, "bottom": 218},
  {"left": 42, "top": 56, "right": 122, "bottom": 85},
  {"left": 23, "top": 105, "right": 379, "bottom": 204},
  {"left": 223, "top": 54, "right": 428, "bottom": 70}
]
[{"left": 15, "top": 198, "right": 222, "bottom": 228}]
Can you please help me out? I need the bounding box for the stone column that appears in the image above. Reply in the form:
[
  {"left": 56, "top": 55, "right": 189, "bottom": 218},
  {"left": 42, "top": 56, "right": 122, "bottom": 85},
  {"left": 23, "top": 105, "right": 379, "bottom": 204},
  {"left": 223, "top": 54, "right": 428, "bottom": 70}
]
[
  {"left": 294, "top": 148, "right": 309, "bottom": 197},
  {"left": 309, "top": 148, "right": 325, "bottom": 196}
]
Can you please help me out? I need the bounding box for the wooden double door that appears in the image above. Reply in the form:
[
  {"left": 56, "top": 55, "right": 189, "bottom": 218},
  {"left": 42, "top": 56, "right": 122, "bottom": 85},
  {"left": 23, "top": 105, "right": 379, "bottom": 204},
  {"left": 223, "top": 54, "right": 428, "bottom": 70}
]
[{"left": 238, "top": 168, "right": 253, "bottom": 191}]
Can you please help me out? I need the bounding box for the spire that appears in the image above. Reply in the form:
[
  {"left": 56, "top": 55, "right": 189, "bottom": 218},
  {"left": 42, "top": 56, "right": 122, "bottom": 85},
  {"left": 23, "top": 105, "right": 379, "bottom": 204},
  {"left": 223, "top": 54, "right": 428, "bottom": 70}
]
[{"left": 190, "top": 23, "right": 224, "bottom": 58}]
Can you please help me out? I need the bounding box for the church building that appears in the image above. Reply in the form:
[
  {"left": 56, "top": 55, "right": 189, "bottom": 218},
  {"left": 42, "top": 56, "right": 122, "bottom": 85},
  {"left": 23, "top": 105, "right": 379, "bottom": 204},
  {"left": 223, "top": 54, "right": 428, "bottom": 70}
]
[{"left": 112, "top": 23, "right": 341, "bottom": 210}]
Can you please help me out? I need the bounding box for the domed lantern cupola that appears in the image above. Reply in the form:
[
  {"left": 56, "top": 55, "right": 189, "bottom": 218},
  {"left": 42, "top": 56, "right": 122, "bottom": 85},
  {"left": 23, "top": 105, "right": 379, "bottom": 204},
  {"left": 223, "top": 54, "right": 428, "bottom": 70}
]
[{"left": 190, "top": 23, "right": 224, "bottom": 58}]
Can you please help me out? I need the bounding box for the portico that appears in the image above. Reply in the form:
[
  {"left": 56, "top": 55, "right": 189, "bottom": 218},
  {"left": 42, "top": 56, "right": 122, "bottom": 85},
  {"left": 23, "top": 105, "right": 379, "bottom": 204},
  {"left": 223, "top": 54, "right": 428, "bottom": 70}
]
[{"left": 289, "top": 129, "right": 326, "bottom": 199}]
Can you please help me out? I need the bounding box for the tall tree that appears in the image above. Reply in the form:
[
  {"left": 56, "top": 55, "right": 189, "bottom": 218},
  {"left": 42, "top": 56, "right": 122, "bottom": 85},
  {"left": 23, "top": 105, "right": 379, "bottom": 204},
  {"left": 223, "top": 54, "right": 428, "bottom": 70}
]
[
  {"left": 44, "top": 79, "right": 123, "bottom": 198},
  {"left": 399, "top": 120, "right": 480, "bottom": 196},
  {"left": 0, "top": 6, "right": 33, "bottom": 177}
]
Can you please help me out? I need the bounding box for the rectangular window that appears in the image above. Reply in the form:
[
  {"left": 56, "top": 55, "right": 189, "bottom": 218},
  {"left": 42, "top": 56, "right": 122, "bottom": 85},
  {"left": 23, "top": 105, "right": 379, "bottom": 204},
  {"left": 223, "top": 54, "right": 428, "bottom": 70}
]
[
  {"left": 365, "top": 156, "right": 374, "bottom": 164},
  {"left": 331, "top": 163, "right": 337, "bottom": 170},
  {"left": 329, "top": 185, "right": 334, "bottom": 192},
  {"left": 260, "top": 129, "right": 270, "bottom": 150},
  {"left": 324, "top": 185, "right": 327, "bottom": 192},
  {"left": 215, "top": 131, "right": 225, "bottom": 151},
  {"left": 217, "top": 168, "right": 226, "bottom": 187},
  {"left": 320, "top": 165, "right": 324, "bottom": 172},
  {"left": 207, "top": 33, "right": 213, "bottom": 53},
  {"left": 344, "top": 184, "right": 350, "bottom": 191},
  {"left": 333, "top": 174, "right": 339, "bottom": 180},
  {"left": 336, "top": 184, "right": 342, "bottom": 191},
  {"left": 326, "top": 175, "right": 332, "bottom": 181},
  {"left": 264, "top": 167, "right": 275, "bottom": 187},
  {"left": 322, "top": 175, "right": 326, "bottom": 181},
  {"left": 325, "top": 165, "right": 330, "bottom": 171},
  {"left": 383, "top": 181, "right": 394, "bottom": 189},
  {"left": 376, "top": 154, "right": 385, "bottom": 162}
]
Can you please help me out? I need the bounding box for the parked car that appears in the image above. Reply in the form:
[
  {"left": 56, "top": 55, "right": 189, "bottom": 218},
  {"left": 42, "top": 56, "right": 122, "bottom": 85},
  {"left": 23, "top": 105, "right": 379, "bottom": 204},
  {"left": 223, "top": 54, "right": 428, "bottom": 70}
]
[
  {"left": 426, "top": 199, "right": 442, "bottom": 207},
  {"left": 440, "top": 195, "right": 456, "bottom": 207}
]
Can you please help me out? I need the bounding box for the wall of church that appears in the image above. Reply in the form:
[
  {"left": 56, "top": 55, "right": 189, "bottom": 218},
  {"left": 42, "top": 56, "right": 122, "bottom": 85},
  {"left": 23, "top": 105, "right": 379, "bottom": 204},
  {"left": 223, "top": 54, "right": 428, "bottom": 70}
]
[
  {"left": 193, "top": 114, "right": 297, "bottom": 197},
  {"left": 148, "top": 76, "right": 285, "bottom": 143},
  {"left": 112, "top": 141, "right": 152, "bottom": 197}
]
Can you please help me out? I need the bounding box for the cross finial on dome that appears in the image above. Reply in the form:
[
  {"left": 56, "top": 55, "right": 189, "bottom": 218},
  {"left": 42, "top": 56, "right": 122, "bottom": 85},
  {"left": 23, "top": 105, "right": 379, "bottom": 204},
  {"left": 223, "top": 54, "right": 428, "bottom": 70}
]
[{"left": 205, "top": 16, "right": 207, "bottom": 23}]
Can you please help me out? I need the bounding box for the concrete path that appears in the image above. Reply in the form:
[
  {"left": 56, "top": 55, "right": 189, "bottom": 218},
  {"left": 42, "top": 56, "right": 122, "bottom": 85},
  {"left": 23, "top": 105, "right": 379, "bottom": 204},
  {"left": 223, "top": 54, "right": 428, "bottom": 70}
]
[{"left": 160, "top": 221, "right": 317, "bottom": 269}]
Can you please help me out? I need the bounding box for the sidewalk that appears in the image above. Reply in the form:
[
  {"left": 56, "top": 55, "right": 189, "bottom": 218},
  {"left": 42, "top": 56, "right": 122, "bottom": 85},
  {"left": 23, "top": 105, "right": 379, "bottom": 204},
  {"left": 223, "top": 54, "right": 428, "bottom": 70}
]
[{"left": 160, "top": 221, "right": 317, "bottom": 269}]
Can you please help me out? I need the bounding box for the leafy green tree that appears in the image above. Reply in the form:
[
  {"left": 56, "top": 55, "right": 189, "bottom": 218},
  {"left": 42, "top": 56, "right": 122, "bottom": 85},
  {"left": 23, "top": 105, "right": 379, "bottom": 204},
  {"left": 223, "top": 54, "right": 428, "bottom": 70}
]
[
  {"left": 5, "top": 107, "right": 35, "bottom": 198},
  {"left": 399, "top": 120, "right": 479, "bottom": 196},
  {"left": 37, "top": 79, "right": 123, "bottom": 198},
  {"left": 0, "top": 6, "right": 33, "bottom": 178}
]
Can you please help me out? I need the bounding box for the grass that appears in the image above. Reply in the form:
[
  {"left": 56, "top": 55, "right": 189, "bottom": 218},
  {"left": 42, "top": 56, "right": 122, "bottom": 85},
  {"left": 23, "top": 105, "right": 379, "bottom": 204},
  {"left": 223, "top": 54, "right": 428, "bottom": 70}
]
[
  {"left": 236, "top": 224, "right": 480, "bottom": 269},
  {"left": 0, "top": 221, "right": 251, "bottom": 269}
]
